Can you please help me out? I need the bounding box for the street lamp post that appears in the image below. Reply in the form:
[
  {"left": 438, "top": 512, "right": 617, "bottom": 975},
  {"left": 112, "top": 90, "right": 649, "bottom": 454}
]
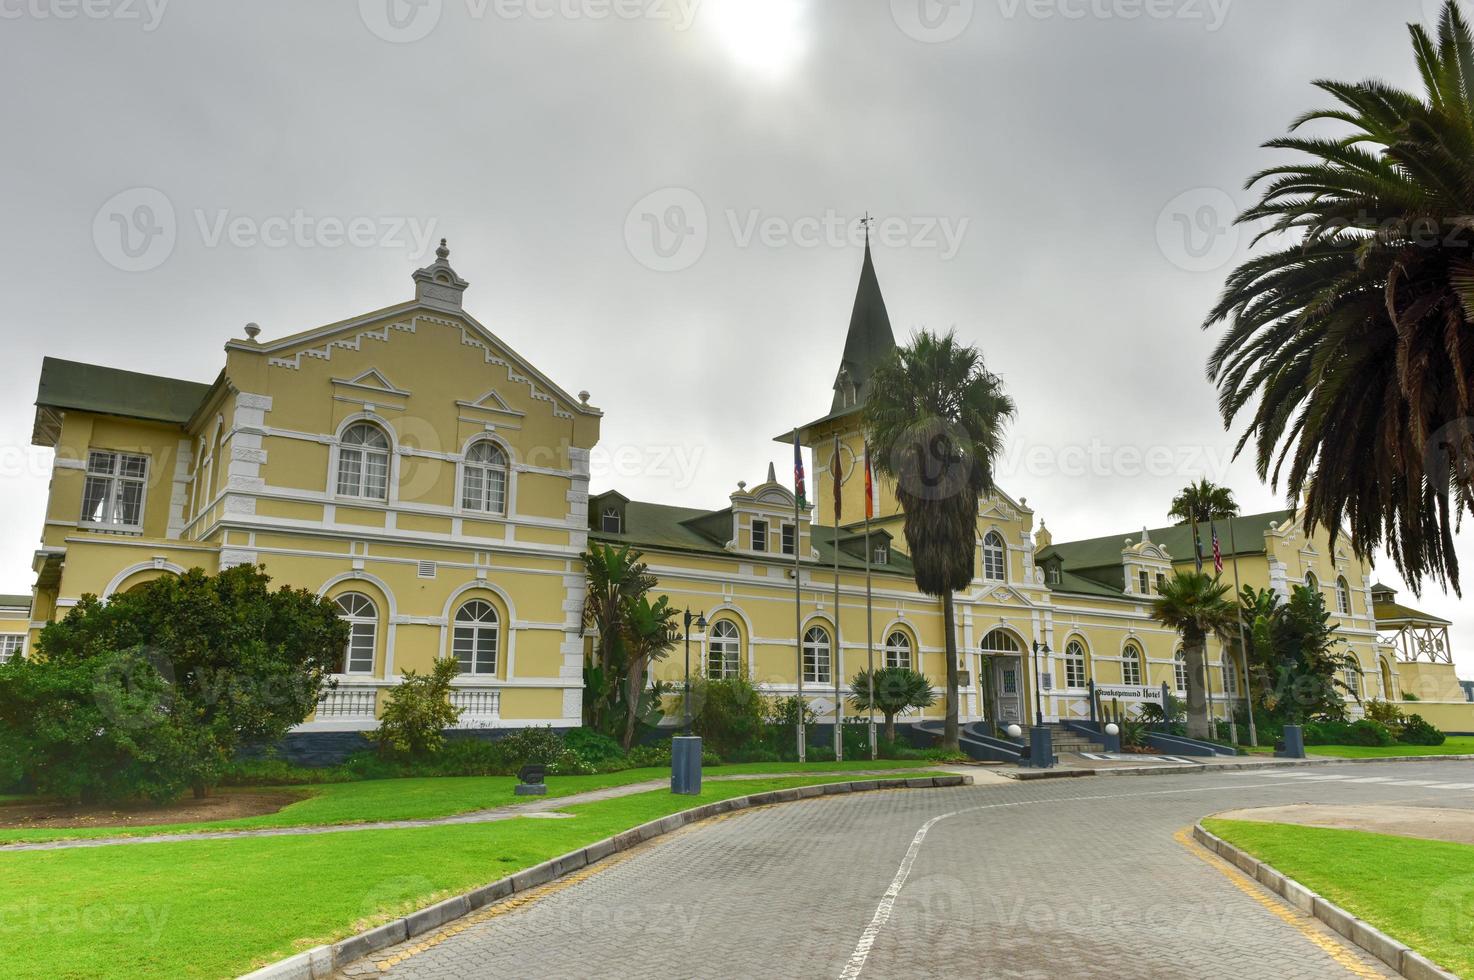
[
  {"left": 1031, "top": 640, "right": 1050, "bottom": 727},
  {"left": 682, "top": 608, "right": 706, "bottom": 736},
  {"left": 1029, "top": 639, "right": 1053, "bottom": 768}
]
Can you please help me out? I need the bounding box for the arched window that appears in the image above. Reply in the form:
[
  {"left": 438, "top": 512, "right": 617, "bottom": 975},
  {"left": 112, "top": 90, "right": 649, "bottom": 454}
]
[
  {"left": 1342, "top": 664, "right": 1360, "bottom": 699},
  {"left": 1174, "top": 649, "right": 1188, "bottom": 692},
  {"left": 335, "top": 592, "right": 378, "bottom": 674},
  {"left": 461, "top": 441, "right": 509, "bottom": 515},
  {"left": 1380, "top": 658, "right": 1395, "bottom": 699},
  {"left": 1305, "top": 571, "right": 1319, "bottom": 594},
  {"left": 982, "top": 531, "right": 1006, "bottom": 581},
  {"left": 884, "top": 631, "right": 912, "bottom": 670},
  {"left": 453, "top": 600, "right": 499, "bottom": 675},
  {"left": 980, "top": 629, "right": 1021, "bottom": 654},
  {"left": 336, "top": 422, "right": 391, "bottom": 500},
  {"left": 1221, "top": 656, "right": 1238, "bottom": 697},
  {"left": 1335, "top": 576, "right": 1352, "bottom": 615},
  {"left": 1121, "top": 643, "right": 1143, "bottom": 686},
  {"left": 803, "top": 625, "right": 831, "bottom": 684},
  {"left": 1064, "top": 640, "right": 1087, "bottom": 689},
  {"left": 708, "top": 620, "right": 740, "bottom": 679}
]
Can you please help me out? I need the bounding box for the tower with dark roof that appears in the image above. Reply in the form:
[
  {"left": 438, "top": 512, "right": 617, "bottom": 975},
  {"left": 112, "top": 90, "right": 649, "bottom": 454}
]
[{"left": 829, "top": 239, "right": 897, "bottom": 415}]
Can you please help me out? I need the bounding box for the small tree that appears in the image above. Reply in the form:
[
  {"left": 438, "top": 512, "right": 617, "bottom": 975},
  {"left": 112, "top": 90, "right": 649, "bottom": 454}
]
[
  {"left": 376, "top": 657, "right": 463, "bottom": 757},
  {"left": 4, "top": 565, "right": 345, "bottom": 802},
  {"left": 619, "top": 594, "right": 679, "bottom": 750},
  {"left": 1151, "top": 571, "right": 1238, "bottom": 740},
  {"left": 580, "top": 544, "right": 656, "bottom": 734},
  {"left": 1241, "top": 584, "right": 1357, "bottom": 724},
  {"left": 848, "top": 667, "right": 937, "bottom": 743}
]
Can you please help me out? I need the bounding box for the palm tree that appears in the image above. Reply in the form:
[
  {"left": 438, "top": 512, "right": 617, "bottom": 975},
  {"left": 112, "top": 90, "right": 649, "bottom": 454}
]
[
  {"left": 1169, "top": 478, "right": 1239, "bottom": 571},
  {"left": 848, "top": 667, "right": 938, "bottom": 743},
  {"left": 1151, "top": 571, "right": 1238, "bottom": 740},
  {"left": 620, "top": 594, "right": 679, "bottom": 750},
  {"left": 866, "top": 330, "right": 1015, "bottom": 751},
  {"left": 580, "top": 544, "right": 655, "bottom": 732},
  {"left": 1205, "top": 1, "right": 1474, "bottom": 594}
]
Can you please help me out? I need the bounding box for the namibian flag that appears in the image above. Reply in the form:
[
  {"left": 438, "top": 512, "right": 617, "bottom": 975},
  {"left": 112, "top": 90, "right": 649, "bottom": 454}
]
[
  {"left": 1212, "top": 525, "right": 1223, "bottom": 575},
  {"left": 793, "top": 431, "right": 807, "bottom": 509},
  {"left": 864, "top": 445, "right": 874, "bottom": 520}
]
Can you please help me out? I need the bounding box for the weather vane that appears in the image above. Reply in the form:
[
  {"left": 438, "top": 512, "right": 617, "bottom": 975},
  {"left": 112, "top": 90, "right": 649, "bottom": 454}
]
[{"left": 860, "top": 211, "right": 874, "bottom": 242}]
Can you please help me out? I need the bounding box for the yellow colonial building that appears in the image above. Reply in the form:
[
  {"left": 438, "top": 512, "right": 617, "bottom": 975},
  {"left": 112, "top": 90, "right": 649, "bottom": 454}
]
[{"left": 11, "top": 242, "right": 1474, "bottom": 751}]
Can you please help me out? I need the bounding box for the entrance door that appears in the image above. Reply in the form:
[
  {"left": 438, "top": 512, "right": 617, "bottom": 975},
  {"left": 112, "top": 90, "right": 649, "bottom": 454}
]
[{"left": 996, "top": 656, "right": 1022, "bottom": 724}]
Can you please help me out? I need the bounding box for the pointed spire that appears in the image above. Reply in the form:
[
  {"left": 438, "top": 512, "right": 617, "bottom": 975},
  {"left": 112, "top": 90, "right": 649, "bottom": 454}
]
[
  {"left": 829, "top": 235, "right": 897, "bottom": 414},
  {"left": 766, "top": 461, "right": 777, "bottom": 484}
]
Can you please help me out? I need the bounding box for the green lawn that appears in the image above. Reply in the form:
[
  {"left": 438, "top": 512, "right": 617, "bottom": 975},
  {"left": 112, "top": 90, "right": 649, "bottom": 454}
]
[
  {"left": 0, "top": 759, "right": 937, "bottom": 844},
  {"left": 0, "top": 772, "right": 934, "bottom": 980},
  {"left": 1242, "top": 735, "right": 1474, "bottom": 758},
  {"left": 1204, "top": 819, "right": 1474, "bottom": 977}
]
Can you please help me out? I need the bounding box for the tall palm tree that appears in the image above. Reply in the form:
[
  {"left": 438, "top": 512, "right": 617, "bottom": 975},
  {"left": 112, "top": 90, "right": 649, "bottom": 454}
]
[
  {"left": 580, "top": 544, "right": 655, "bottom": 732},
  {"left": 1168, "top": 479, "right": 1240, "bottom": 569},
  {"left": 866, "top": 330, "right": 1015, "bottom": 751},
  {"left": 1151, "top": 572, "right": 1239, "bottom": 740},
  {"left": 1206, "top": 1, "right": 1474, "bottom": 594},
  {"left": 620, "top": 594, "right": 679, "bottom": 750}
]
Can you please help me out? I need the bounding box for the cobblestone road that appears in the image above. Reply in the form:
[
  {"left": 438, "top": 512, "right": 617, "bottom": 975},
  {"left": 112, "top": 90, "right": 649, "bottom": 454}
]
[{"left": 345, "top": 761, "right": 1474, "bottom": 979}]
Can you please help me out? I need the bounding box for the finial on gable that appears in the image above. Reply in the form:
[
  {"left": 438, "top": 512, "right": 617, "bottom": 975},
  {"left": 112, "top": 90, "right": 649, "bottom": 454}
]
[{"left": 413, "top": 238, "right": 469, "bottom": 311}]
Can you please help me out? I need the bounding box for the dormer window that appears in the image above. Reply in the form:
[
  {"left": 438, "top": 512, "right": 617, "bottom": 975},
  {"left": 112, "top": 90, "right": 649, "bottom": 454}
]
[
  {"left": 1156, "top": 572, "right": 1167, "bottom": 593},
  {"left": 1045, "top": 563, "right": 1061, "bottom": 586},
  {"left": 873, "top": 543, "right": 889, "bottom": 566},
  {"left": 601, "top": 507, "right": 622, "bottom": 534},
  {"left": 751, "top": 518, "right": 769, "bottom": 553},
  {"left": 1139, "top": 570, "right": 1150, "bottom": 594}
]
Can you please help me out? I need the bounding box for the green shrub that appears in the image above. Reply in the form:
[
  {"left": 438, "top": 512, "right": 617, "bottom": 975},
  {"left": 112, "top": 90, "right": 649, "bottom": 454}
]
[
  {"left": 220, "top": 757, "right": 356, "bottom": 786},
  {"left": 1398, "top": 714, "right": 1446, "bottom": 746},
  {"left": 375, "top": 658, "right": 462, "bottom": 757},
  {"left": 1401, "top": 691, "right": 1422, "bottom": 701},
  {"left": 1363, "top": 699, "right": 1406, "bottom": 737},
  {"left": 1303, "top": 718, "right": 1394, "bottom": 746},
  {"left": 694, "top": 674, "right": 766, "bottom": 760},
  {"left": 495, "top": 726, "right": 592, "bottom": 775},
  {"left": 564, "top": 728, "right": 625, "bottom": 765}
]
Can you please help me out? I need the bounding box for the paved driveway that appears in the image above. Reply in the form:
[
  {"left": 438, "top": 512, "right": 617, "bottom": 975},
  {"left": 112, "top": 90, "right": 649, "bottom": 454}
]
[{"left": 345, "top": 761, "right": 1474, "bottom": 979}]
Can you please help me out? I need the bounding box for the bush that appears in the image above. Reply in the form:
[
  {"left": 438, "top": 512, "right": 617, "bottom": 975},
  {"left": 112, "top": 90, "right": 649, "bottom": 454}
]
[
  {"left": 495, "top": 726, "right": 592, "bottom": 775},
  {"left": 375, "top": 658, "right": 462, "bottom": 757},
  {"left": 694, "top": 674, "right": 766, "bottom": 760},
  {"left": 564, "top": 728, "right": 625, "bottom": 766},
  {"left": 1398, "top": 714, "right": 1446, "bottom": 746},
  {"left": 1363, "top": 699, "right": 1406, "bottom": 738},
  {"left": 220, "top": 756, "right": 356, "bottom": 786},
  {"left": 1303, "top": 718, "right": 1394, "bottom": 746}
]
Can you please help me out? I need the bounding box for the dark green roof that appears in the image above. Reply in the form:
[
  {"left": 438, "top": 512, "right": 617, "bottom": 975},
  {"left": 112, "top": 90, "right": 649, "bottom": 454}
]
[
  {"left": 829, "top": 241, "right": 896, "bottom": 415},
  {"left": 1373, "top": 600, "right": 1451, "bottom": 627},
  {"left": 589, "top": 495, "right": 912, "bottom": 576},
  {"left": 36, "top": 358, "right": 214, "bottom": 427},
  {"left": 0, "top": 595, "right": 30, "bottom": 613}
]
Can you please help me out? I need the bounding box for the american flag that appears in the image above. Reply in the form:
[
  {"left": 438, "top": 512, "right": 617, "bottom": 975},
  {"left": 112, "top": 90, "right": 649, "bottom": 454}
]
[
  {"left": 1212, "top": 525, "right": 1223, "bottom": 575},
  {"left": 793, "top": 431, "right": 806, "bottom": 509}
]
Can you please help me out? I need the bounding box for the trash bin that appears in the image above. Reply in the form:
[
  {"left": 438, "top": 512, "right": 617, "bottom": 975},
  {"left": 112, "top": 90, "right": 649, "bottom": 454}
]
[{"left": 671, "top": 736, "right": 703, "bottom": 795}]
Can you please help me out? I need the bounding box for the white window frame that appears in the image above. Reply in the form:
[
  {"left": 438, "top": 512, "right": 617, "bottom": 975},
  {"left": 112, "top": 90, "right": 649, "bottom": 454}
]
[
  {"left": 803, "top": 625, "right": 832, "bottom": 684},
  {"left": 1121, "top": 645, "right": 1143, "bottom": 686},
  {"left": 982, "top": 531, "right": 1006, "bottom": 581},
  {"left": 1064, "top": 641, "right": 1087, "bottom": 689},
  {"left": 1305, "top": 572, "right": 1319, "bottom": 594},
  {"left": 335, "top": 592, "right": 378, "bottom": 675},
  {"left": 453, "top": 599, "right": 499, "bottom": 675},
  {"left": 601, "top": 508, "right": 622, "bottom": 533},
  {"left": 80, "top": 450, "right": 150, "bottom": 531},
  {"left": 334, "top": 422, "right": 392, "bottom": 502},
  {"left": 1343, "top": 665, "right": 1360, "bottom": 698},
  {"left": 708, "top": 620, "right": 740, "bottom": 679},
  {"left": 1139, "top": 570, "right": 1151, "bottom": 595},
  {"left": 1222, "top": 658, "right": 1238, "bottom": 696},
  {"left": 1174, "top": 650, "right": 1188, "bottom": 692},
  {"left": 460, "top": 440, "right": 509, "bottom": 516},
  {"left": 780, "top": 522, "right": 796, "bottom": 556},
  {"left": 884, "top": 631, "right": 912, "bottom": 670},
  {"left": 0, "top": 635, "right": 23, "bottom": 664},
  {"left": 1335, "top": 576, "right": 1352, "bottom": 615},
  {"left": 751, "top": 518, "right": 769, "bottom": 553}
]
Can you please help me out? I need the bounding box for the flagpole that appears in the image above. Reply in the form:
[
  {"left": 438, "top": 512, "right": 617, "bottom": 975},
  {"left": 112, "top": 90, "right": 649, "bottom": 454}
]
[
  {"left": 1213, "top": 521, "right": 1239, "bottom": 747},
  {"left": 793, "top": 430, "right": 806, "bottom": 764},
  {"left": 864, "top": 446, "right": 876, "bottom": 761},
  {"left": 1228, "top": 518, "right": 1258, "bottom": 747},
  {"left": 832, "top": 431, "right": 843, "bottom": 762}
]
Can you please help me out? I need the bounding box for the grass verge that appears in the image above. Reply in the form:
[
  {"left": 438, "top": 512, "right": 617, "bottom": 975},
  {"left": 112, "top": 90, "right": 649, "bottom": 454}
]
[
  {"left": 1241, "top": 735, "right": 1474, "bottom": 758},
  {"left": 1203, "top": 819, "right": 1474, "bottom": 977},
  {"left": 0, "top": 759, "right": 934, "bottom": 845},
  {"left": 0, "top": 772, "right": 937, "bottom": 980}
]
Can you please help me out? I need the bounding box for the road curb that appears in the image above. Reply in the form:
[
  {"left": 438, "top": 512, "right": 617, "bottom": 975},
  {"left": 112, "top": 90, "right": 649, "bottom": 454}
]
[
  {"left": 1002, "top": 753, "right": 1474, "bottom": 780},
  {"left": 1191, "top": 822, "right": 1460, "bottom": 980},
  {"left": 237, "top": 774, "right": 973, "bottom": 980}
]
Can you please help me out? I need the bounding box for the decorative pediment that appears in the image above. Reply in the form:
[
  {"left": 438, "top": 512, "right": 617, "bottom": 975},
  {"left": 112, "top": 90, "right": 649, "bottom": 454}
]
[
  {"left": 456, "top": 388, "right": 526, "bottom": 418},
  {"left": 333, "top": 368, "right": 410, "bottom": 397}
]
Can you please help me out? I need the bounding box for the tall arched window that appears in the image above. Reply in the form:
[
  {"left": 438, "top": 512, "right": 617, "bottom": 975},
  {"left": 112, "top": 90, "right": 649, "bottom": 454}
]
[
  {"left": 1380, "top": 658, "right": 1395, "bottom": 699},
  {"left": 982, "top": 532, "right": 1006, "bottom": 581},
  {"left": 1305, "top": 571, "right": 1319, "bottom": 594},
  {"left": 1335, "top": 576, "right": 1352, "bottom": 615},
  {"left": 336, "top": 422, "right": 391, "bottom": 500},
  {"left": 803, "top": 625, "right": 831, "bottom": 684},
  {"left": 1064, "top": 640, "right": 1087, "bottom": 689},
  {"left": 1174, "top": 649, "right": 1188, "bottom": 692},
  {"left": 462, "top": 441, "right": 509, "bottom": 515},
  {"left": 708, "top": 620, "right": 740, "bottom": 679},
  {"left": 1221, "top": 656, "right": 1238, "bottom": 697},
  {"left": 335, "top": 592, "right": 378, "bottom": 674},
  {"left": 1121, "top": 643, "right": 1143, "bottom": 686},
  {"left": 1342, "top": 664, "right": 1360, "bottom": 699},
  {"left": 453, "top": 600, "right": 499, "bottom": 675},
  {"left": 980, "top": 629, "right": 1021, "bottom": 655},
  {"left": 884, "top": 631, "right": 912, "bottom": 670}
]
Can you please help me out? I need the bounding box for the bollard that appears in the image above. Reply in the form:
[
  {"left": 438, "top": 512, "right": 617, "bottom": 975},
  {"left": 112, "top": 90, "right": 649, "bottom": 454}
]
[{"left": 671, "top": 736, "right": 703, "bottom": 795}]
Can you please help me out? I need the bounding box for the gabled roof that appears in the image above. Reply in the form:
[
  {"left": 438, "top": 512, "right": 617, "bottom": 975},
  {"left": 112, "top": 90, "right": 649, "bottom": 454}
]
[
  {"left": 33, "top": 358, "right": 217, "bottom": 445},
  {"left": 1373, "top": 600, "right": 1452, "bottom": 627}
]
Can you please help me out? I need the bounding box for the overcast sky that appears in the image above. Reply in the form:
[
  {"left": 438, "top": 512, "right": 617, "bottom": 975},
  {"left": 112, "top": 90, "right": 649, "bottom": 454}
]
[{"left": 1, "top": 0, "right": 1468, "bottom": 676}]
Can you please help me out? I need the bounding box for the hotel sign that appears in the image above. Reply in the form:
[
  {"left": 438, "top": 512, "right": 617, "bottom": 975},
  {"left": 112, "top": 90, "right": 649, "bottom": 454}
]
[{"left": 1093, "top": 685, "right": 1163, "bottom": 703}]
